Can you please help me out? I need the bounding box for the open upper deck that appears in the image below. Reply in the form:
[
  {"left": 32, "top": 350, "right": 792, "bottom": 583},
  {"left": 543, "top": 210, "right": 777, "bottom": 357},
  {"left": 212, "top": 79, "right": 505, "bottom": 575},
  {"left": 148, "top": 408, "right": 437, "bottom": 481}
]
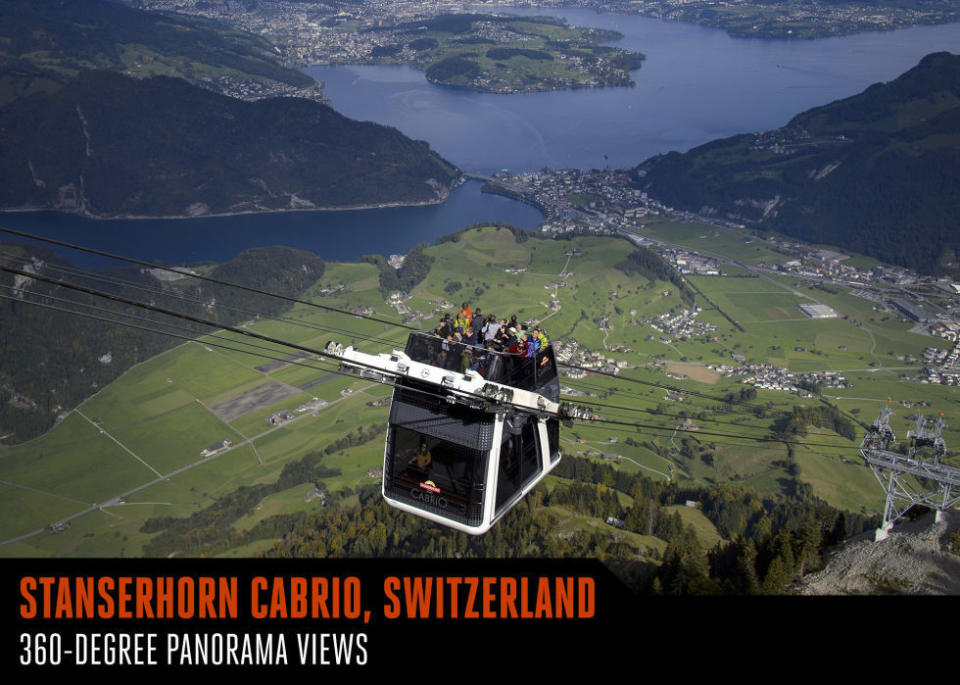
[{"left": 402, "top": 331, "right": 558, "bottom": 402}]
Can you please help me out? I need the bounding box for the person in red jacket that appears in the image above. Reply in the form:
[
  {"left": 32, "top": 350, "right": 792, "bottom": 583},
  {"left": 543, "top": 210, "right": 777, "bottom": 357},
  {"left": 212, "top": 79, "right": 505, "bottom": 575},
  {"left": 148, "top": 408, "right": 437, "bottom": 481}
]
[{"left": 507, "top": 329, "right": 527, "bottom": 356}]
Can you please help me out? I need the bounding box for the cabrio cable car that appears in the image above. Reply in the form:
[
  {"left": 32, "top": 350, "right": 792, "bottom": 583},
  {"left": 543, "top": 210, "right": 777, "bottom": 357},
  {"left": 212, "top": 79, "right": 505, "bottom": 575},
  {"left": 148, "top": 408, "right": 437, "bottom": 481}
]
[{"left": 325, "top": 332, "right": 566, "bottom": 534}]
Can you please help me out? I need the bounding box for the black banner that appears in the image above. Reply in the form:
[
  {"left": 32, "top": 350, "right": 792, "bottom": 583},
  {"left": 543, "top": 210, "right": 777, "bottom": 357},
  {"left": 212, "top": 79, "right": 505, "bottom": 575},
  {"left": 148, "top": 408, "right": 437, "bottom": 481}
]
[{"left": 3, "top": 558, "right": 638, "bottom": 674}]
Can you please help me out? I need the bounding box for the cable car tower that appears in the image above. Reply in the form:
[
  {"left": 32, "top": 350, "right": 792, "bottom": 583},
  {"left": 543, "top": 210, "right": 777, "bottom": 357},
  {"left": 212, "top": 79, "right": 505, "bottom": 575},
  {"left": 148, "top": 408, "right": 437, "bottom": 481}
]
[
  {"left": 860, "top": 406, "right": 960, "bottom": 541},
  {"left": 326, "top": 333, "right": 589, "bottom": 534}
]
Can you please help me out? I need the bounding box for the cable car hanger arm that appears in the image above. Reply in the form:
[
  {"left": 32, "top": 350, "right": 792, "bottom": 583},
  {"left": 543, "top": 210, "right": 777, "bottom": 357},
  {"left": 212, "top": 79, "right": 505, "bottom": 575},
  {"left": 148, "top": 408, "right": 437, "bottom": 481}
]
[{"left": 324, "top": 341, "right": 567, "bottom": 417}]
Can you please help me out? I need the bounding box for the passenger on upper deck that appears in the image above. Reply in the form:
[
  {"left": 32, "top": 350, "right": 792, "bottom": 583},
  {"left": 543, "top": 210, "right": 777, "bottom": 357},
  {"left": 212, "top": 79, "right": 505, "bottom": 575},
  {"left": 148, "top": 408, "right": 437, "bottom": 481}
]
[
  {"left": 492, "top": 319, "right": 510, "bottom": 350},
  {"left": 481, "top": 315, "right": 499, "bottom": 344},
  {"left": 437, "top": 313, "right": 453, "bottom": 339},
  {"left": 524, "top": 332, "right": 539, "bottom": 358},
  {"left": 419, "top": 304, "right": 552, "bottom": 373},
  {"left": 458, "top": 302, "right": 473, "bottom": 329},
  {"left": 532, "top": 327, "right": 548, "bottom": 349},
  {"left": 460, "top": 327, "right": 478, "bottom": 372},
  {"left": 507, "top": 329, "right": 527, "bottom": 357}
]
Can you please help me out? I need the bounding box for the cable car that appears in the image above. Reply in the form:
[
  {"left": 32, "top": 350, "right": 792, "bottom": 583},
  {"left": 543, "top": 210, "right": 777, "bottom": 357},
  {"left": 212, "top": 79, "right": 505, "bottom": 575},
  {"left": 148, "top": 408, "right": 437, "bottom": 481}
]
[{"left": 326, "top": 331, "right": 563, "bottom": 534}]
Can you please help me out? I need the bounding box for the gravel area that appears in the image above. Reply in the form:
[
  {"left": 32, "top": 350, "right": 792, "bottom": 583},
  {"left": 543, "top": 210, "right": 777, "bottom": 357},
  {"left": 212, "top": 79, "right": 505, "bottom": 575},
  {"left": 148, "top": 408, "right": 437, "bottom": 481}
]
[
  {"left": 209, "top": 381, "right": 301, "bottom": 422},
  {"left": 795, "top": 510, "right": 960, "bottom": 595}
]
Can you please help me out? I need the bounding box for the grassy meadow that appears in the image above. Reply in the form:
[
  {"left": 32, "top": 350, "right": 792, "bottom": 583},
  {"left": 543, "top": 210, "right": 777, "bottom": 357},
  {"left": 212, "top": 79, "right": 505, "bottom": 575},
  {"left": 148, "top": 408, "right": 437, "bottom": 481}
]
[{"left": 2, "top": 226, "right": 954, "bottom": 557}]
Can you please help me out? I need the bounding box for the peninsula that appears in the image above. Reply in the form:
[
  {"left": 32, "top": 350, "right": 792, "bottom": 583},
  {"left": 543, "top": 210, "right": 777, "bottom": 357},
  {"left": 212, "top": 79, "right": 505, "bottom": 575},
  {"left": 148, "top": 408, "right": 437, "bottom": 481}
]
[
  {"left": 128, "top": 4, "right": 646, "bottom": 94},
  {"left": 348, "top": 13, "right": 645, "bottom": 93}
]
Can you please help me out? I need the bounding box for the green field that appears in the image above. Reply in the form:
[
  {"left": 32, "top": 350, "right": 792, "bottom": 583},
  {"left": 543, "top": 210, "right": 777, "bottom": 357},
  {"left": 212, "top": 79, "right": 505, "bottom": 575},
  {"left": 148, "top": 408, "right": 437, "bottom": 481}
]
[
  {"left": 664, "top": 505, "right": 723, "bottom": 549},
  {"left": 632, "top": 219, "right": 788, "bottom": 265},
  {"left": 2, "top": 226, "right": 956, "bottom": 557}
]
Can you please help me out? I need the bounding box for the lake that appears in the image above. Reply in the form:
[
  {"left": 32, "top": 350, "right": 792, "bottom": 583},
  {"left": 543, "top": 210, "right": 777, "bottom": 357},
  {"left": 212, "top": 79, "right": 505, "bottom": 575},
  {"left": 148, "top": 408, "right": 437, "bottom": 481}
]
[
  {"left": 307, "top": 8, "right": 960, "bottom": 173},
  {"left": 0, "top": 180, "right": 542, "bottom": 270},
  {"left": 5, "top": 11, "right": 959, "bottom": 266}
]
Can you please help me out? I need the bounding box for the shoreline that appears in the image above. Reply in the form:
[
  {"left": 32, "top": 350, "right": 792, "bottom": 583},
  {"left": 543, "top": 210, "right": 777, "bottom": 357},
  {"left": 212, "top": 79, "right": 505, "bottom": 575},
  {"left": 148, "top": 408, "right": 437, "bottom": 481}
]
[
  {"left": 478, "top": 180, "right": 549, "bottom": 217},
  {"left": 0, "top": 182, "right": 463, "bottom": 222},
  {"left": 475, "top": 2, "right": 960, "bottom": 41}
]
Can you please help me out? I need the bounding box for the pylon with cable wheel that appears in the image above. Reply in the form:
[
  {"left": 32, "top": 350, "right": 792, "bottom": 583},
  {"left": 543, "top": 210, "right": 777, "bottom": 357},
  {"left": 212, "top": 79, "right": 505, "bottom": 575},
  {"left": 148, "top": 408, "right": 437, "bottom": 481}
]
[{"left": 860, "top": 404, "right": 960, "bottom": 541}]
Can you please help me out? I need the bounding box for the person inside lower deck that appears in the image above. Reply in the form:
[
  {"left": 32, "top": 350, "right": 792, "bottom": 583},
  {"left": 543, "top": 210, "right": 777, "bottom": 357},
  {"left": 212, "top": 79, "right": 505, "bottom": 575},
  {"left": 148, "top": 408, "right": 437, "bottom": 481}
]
[
  {"left": 391, "top": 427, "right": 481, "bottom": 502},
  {"left": 408, "top": 439, "right": 432, "bottom": 473}
]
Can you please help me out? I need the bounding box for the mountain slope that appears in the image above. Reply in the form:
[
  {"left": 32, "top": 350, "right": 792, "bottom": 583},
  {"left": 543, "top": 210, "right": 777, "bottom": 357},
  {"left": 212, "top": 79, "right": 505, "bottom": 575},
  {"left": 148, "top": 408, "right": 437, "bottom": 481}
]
[
  {"left": 0, "top": 0, "right": 314, "bottom": 105},
  {"left": 634, "top": 52, "right": 960, "bottom": 276},
  {"left": 0, "top": 243, "right": 325, "bottom": 443},
  {"left": 0, "top": 70, "right": 461, "bottom": 217}
]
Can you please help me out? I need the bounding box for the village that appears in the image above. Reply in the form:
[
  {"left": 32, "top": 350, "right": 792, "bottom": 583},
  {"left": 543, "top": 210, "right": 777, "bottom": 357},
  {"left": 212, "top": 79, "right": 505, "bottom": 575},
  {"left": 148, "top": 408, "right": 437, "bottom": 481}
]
[{"left": 484, "top": 166, "right": 960, "bottom": 347}]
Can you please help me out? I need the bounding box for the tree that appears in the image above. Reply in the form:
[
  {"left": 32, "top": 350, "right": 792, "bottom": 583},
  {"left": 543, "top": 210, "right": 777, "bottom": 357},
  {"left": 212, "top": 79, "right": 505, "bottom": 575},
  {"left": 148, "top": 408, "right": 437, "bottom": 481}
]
[
  {"left": 794, "top": 516, "right": 823, "bottom": 576},
  {"left": 657, "top": 527, "right": 709, "bottom": 594}
]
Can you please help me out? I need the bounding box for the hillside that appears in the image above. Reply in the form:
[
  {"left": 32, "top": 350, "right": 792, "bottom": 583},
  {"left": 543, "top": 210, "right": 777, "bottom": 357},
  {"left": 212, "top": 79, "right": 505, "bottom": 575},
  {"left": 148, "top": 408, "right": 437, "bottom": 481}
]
[
  {"left": 0, "top": 227, "right": 904, "bottom": 560},
  {"left": 795, "top": 511, "right": 960, "bottom": 594},
  {"left": 0, "top": 243, "right": 325, "bottom": 443},
  {"left": 0, "top": 0, "right": 315, "bottom": 105},
  {"left": 5, "top": 226, "right": 959, "bottom": 600},
  {"left": 0, "top": 0, "right": 460, "bottom": 216},
  {"left": 633, "top": 52, "right": 960, "bottom": 277},
  {"left": 0, "top": 70, "right": 461, "bottom": 217}
]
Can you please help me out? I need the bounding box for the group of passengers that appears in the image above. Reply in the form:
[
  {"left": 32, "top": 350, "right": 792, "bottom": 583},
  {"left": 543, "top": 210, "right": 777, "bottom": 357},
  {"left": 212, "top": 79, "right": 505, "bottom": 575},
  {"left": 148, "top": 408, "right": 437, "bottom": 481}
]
[{"left": 430, "top": 302, "right": 550, "bottom": 377}]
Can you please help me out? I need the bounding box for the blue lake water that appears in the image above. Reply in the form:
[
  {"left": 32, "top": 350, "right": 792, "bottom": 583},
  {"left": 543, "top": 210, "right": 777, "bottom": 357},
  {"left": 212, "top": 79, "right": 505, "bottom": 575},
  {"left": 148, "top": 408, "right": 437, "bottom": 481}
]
[
  {"left": 4, "top": 11, "right": 959, "bottom": 266},
  {"left": 308, "top": 8, "right": 960, "bottom": 173},
  {"left": 0, "top": 180, "right": 542, "bottom": 270}
]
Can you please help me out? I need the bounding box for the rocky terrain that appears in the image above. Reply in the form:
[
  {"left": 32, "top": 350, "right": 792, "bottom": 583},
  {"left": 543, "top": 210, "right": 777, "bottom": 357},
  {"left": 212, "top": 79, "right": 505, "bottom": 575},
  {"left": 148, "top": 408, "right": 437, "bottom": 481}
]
[{"left": 795, "top": 511, "right": 960, "bottom": 595}]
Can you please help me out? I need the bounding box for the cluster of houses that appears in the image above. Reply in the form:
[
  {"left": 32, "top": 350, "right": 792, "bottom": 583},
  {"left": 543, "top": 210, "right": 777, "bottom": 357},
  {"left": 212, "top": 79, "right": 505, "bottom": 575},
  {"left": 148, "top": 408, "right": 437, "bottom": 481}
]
[
  {"left": 708, "top": 362, "right": 851, "bottom": 395},
  {"left": 648, "top": 308, "right": 716, "bottom": 340}
]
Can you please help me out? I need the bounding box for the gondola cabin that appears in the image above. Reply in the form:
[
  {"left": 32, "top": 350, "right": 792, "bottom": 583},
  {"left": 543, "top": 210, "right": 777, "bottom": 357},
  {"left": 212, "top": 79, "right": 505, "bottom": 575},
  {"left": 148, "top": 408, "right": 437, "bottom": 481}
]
[{"left": 327, "top": 332, "right": 562, "bottom": 534}]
